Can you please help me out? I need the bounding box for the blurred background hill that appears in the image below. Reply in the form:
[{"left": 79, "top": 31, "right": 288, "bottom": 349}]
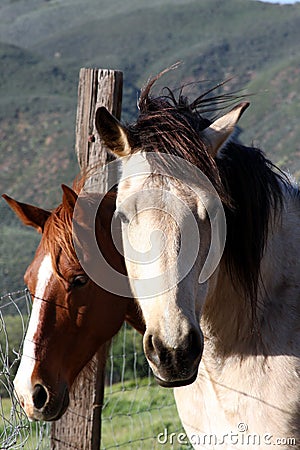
[{"left": 1, "top": 0, "right": 299, "bottom": 292}]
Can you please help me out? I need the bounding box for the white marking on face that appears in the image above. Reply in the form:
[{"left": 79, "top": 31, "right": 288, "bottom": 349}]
[{"left": 14, "top": 253, "right": 53, "bottom": 409}]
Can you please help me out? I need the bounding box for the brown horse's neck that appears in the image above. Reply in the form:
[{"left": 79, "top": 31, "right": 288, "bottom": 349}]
[{"left": 125, "top": 301, "right": 146, "bottom": 335}]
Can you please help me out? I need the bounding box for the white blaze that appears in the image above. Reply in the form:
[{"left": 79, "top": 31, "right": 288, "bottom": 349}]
[{"left": 14, "top": 254, "right": 53, "bottom": 409}]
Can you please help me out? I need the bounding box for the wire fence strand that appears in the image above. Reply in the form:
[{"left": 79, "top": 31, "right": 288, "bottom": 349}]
[
  {"left": 0, "top": 289, "right": 51, "bottom": 449},
  {"left": 101, "top": 322, "right": 191, "bottom": 449}
]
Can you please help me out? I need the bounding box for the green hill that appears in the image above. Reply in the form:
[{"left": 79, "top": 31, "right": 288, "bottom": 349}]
[{"left": 0, "top": 0, "right": 300, "bottom": 292}]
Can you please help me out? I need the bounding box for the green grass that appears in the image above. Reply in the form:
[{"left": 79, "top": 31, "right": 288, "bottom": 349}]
[
  {"left": 101, "top": 378, "right": 193, "bottom": 449},
  {"left": 0, "top": 379, "right": 192, "bottom": 449},
  {"left": 0, "top": 396, "right": 50, "bottom": 450}
]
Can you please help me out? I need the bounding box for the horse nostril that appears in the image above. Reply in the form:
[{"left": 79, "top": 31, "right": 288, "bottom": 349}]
[
  {"left": 32, "top": 384, "right": 48, "bottom": 410},
  {"left": 144, "top": 333, "right": 160, "bottom": 365},
  {"left": 146, "top": 334, "right": 154, "bottom": 351},
  {"left": 188, "top": 328, "right": 203, "bottom": 360}
]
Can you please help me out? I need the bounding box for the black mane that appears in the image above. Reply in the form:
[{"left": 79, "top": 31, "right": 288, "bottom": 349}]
[{"left": 216, "top": 143, "right": 284, "bottom": 310}]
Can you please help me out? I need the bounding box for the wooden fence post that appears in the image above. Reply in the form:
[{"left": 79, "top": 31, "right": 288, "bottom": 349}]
[{"left": 50, "top": 69, "right": 123, "bottom": 450}]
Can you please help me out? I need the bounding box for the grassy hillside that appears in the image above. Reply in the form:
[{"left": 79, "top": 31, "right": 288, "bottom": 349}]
[
  {"left": 0, "top": 0, "right": 299, "bottom": 292},
  {"left": 242, "top": 54, "right": 300, "bottom": 178}
]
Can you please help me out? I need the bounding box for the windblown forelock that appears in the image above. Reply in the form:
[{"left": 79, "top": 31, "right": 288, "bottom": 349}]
[
  {"left": 43, "top": 204, "right": 79, "bottom": 281},
  {"left": 42, "top": 172, "right": 97, "bottom": 281},
  {"left": 129, "top": 82, "right": 230, "bottom": 206}
]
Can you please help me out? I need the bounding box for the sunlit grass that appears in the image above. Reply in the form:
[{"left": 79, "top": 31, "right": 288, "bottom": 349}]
[{"left": 101, "top": 378, "right": 193, "bottom": 449}]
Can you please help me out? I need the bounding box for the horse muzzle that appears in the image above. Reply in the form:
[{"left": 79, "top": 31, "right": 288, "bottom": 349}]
[
  {"left": 14, "top": 378, "right": 69, "bottom": 421},
  {"left": 154, "top": 369, "right": 198, "bottom": 388},
  {"left": 143, "top": 326, "right": 203, "bottom": 388}
]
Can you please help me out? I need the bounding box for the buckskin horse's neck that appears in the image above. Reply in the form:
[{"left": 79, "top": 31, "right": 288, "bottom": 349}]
[
  {"left": 201, "top": 188, "right": 300, "bottom": 360},
  {"left": 201, "top": 262, "right": 257, "bottom": 358}
]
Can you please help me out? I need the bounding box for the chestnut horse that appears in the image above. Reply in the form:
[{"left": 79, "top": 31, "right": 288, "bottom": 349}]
[
  {"left": 95, "top": 72, "right": 300, "bottom": 448},
  {"left": 2, "top": 184, "right": 144, "bottom": 421}
]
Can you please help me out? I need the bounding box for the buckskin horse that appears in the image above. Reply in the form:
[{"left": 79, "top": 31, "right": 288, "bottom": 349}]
[{"left": 95, "top": 70, "right": 300, "bottom": 449}]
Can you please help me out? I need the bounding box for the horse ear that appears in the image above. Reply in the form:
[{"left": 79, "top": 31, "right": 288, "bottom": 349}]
[
  {"left": 61, "top": 184, "right": 78, "bottom": 212},
  {"left": 202, "top": 102, "right": 250, "bottom": 156},
  {"left": 95, "top": 107, "right": 131, "bottom": 157},
  {"left": 2, "top": 194, "right": 50, "bottom": 233}
]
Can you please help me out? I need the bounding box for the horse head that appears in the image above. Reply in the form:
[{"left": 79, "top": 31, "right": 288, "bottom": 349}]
[
  {"left": 94, "top": 84, "right": 248, "bottom": 387},
  {"left": 3, "top": 185, "right": 144, "bottom": 420}
]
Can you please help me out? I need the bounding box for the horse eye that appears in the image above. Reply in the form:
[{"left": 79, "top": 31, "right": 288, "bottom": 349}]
[
  {"left": 117, "top": 210, "right": 130, "bottom": 224},
  {"left": 70, "top": 275, "right": 88, "bottom": 288}
]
